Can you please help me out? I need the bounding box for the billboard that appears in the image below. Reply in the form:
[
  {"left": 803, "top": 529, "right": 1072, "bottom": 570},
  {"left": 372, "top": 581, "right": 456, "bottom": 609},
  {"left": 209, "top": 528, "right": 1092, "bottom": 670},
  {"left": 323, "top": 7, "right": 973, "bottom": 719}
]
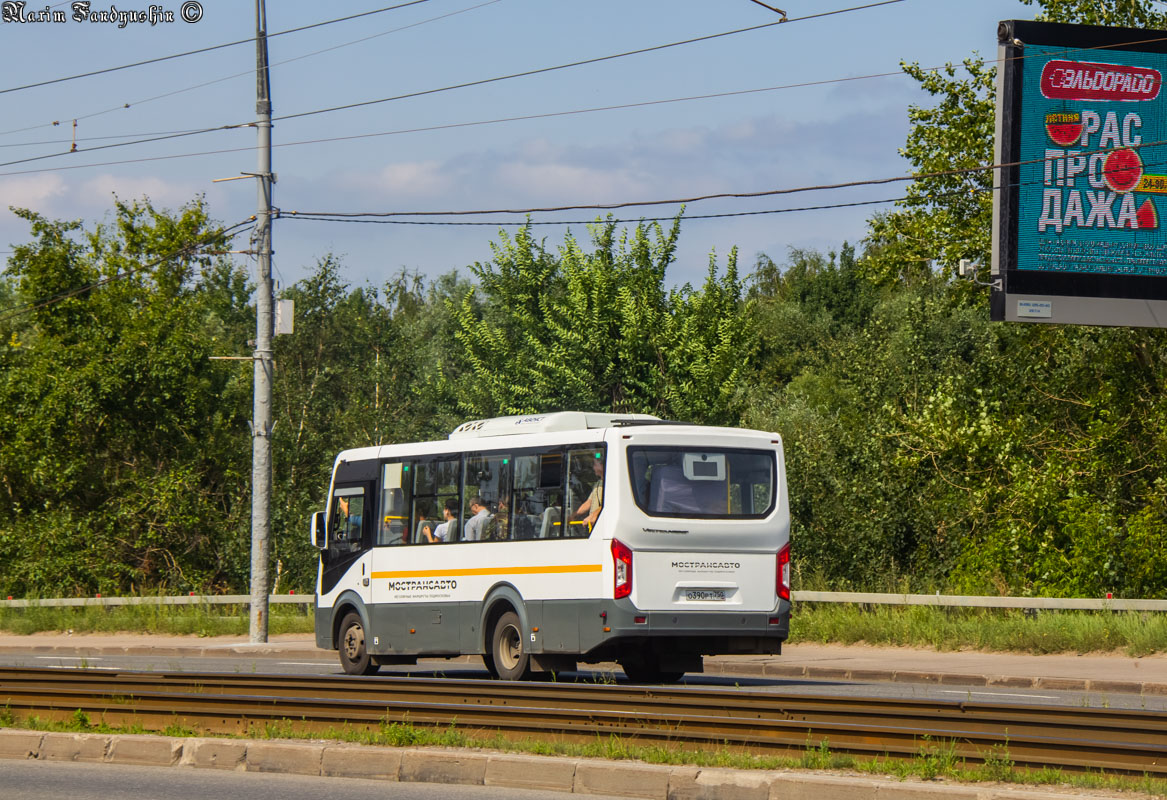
[{"left": 993, "top": 20, "right": 1167, "bottom": 326}]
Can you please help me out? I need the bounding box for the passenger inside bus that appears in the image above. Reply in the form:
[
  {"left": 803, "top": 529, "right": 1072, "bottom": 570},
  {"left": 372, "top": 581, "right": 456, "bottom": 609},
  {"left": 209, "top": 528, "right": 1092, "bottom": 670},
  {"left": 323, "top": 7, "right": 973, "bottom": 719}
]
[
  {"left": 572, "top": 453, "right": 605, "bottom": 528},
  {"left": 486, "top": 496, "right": 510, "bottom": 541},
  {"left": 425, "top": 499, "right": 458, "bottom": 543},
  {"left": 463, "top": 495, "right": 492, "bottom": 541},
  {"left": 413, "top": 498, "right": 436, "bottom": 544}
]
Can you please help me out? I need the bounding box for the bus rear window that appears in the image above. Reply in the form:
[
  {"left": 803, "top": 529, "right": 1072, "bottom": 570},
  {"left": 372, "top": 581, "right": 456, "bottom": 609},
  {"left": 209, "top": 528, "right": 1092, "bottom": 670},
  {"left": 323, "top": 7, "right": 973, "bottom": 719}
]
[{"left": 628, "top": 447, "right": 775, "bottom": 519}]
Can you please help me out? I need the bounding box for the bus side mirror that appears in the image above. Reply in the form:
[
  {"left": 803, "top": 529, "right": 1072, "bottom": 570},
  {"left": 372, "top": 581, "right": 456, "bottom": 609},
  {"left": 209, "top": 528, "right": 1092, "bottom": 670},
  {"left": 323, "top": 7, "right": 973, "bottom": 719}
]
[{"left": 310, "top": 510, "right": 327, "bottom": 549}]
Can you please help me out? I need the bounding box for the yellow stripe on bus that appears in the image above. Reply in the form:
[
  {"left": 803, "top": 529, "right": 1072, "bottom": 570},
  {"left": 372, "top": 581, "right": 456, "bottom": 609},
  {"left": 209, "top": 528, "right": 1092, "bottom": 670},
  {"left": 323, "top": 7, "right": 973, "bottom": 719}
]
[{"left": 371, "top": 564, "right": 602, "bottom": 579}]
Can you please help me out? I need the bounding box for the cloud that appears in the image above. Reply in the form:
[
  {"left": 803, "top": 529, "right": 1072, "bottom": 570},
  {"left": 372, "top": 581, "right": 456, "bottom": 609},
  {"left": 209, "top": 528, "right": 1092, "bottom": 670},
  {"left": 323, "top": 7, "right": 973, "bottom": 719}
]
[
  {"left": 76, "top": 174, "right": 197, "bottom": 211},
  {"left": 341, "top": 160, "right": 454, "bottom": 200},
  {"left": 0, "top": 174, "right": 68, "bottom": 210},
  {"left": 494, "top": 160, "right": 651, "bottom": 202},
  {"left": 286, "top": 106, "right": 914, "bottom": 287}
]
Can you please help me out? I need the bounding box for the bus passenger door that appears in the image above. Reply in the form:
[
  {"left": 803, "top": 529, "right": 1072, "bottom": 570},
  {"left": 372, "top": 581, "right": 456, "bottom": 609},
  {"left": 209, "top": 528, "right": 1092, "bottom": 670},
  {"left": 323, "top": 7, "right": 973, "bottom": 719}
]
[{"left": 321, "top": 482, "right": 375, "bottom": 605}]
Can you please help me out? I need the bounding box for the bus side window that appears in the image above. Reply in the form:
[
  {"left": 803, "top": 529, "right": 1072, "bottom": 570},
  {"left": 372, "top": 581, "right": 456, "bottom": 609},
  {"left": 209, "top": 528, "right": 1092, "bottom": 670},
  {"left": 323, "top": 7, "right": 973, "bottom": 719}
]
[
  {"left": 329, "top": 487, "right": 366, "bottom": 557},
  {"left": 463, "top": 453, "right": 511, "bottom": 541},
  {"left": 514, "top": 449, "right": 563, "bottom": 539},
  {"left": 378, "top": 462, "right": 410, "bottom": 546},
  {"left": 413, "top": 457, "right": 461, "bottom": 544},
  {"left": 566, "top": 447, "right": 605, "bottom": 537}
]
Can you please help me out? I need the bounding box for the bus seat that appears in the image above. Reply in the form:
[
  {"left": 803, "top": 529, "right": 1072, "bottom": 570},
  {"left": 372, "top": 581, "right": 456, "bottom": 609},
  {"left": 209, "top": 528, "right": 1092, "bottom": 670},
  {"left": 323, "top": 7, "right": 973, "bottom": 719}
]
[
  {"left": 649, "top": 465, "right": 697, "bottom": 514},
  {"left": 513, "top": 513, "right": 537, "bottom": 540},
  {"left": 539, "top": 506, "right": 561, "bottom": 538},
  {"left": 649, "top": 465, "right": 727, "bottom": 514}
]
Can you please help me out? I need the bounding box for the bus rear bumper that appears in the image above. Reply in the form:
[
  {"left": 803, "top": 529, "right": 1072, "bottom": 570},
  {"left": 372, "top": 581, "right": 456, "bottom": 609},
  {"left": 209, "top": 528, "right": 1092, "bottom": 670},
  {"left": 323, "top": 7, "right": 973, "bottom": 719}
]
[{"left": 576, "top": 598, "right": 789, "bottom": 664}]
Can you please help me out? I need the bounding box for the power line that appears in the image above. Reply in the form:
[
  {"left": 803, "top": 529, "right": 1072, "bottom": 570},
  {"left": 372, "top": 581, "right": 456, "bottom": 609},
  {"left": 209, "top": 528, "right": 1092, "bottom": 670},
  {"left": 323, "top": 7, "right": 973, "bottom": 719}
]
[
  {"left": 274, "top": 0, "right": 906, "bottom": 124},
  {"left": 0, "top": 123, "right": 246, "bottom": 170},
  {"left": 282, "top": 195, "right": 911, "bottom": 227},
  {"left": 11, "top": 21, "right": 1167, "bottom": 158},
  {"left": 0, "top": 67, "right": 911, "bottom": 155},
  {"left": 0, "top": 219, "right": 256, "bottom": 325},
  {"left": 0, "top": 1, "right": 437, "bottom": 97},
  {"left": 0, "top": 0, "right": 503, "bottom": 141},
  {"left": 0, "top": 0, "right": 901, "bottom": 170}
]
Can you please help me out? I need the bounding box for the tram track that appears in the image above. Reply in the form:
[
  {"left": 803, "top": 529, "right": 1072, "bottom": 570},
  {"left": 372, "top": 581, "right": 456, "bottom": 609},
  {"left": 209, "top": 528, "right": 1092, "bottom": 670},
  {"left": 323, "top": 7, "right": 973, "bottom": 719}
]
[{"left": 0, "top": 667, "right": 1163, "bottom": 775}]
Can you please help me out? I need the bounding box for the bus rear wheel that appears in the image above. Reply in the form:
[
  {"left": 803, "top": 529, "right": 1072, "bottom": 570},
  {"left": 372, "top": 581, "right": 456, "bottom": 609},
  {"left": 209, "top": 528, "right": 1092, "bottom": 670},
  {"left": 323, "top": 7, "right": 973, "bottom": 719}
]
[
  {"left": 490, "top": 611, "right": 530, "bottom": 680},
  {"left": 338, "top": 612, "right": 380, "bottom": 675}
]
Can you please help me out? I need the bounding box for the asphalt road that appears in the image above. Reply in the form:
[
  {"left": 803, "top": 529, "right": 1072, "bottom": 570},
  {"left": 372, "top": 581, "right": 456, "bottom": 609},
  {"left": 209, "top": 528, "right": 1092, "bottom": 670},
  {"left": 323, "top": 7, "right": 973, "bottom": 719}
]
[{"left": 0, "top": 760, "right": 627, "bottom": 800}]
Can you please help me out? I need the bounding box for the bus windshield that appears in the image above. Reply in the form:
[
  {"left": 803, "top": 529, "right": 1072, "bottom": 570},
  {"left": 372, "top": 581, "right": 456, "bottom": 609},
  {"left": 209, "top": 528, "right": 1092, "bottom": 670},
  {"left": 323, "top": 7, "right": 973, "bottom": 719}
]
[{"left": 627, "top": 447, "right": 774, "bottom": 519}]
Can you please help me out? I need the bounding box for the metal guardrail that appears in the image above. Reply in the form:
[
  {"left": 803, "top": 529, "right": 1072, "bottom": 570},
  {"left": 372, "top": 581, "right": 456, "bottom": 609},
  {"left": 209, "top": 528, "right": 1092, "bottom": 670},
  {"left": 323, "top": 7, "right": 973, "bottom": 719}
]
[
  {"left": 0, "top": 594, "right": 314, "bottom": 609},
  {"left": 793, "top": 591, "right": 1167, "bottom": 612},
  {"left": 1, "top": 591, "right": 1164, "bottom": 611}
]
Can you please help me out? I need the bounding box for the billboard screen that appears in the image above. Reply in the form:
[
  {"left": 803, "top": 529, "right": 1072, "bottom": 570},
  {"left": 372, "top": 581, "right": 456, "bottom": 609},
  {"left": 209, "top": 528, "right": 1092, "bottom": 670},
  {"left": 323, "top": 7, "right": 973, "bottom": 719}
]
[{"left": 993, "top": 20, "right": 1167, "bottom": 326}]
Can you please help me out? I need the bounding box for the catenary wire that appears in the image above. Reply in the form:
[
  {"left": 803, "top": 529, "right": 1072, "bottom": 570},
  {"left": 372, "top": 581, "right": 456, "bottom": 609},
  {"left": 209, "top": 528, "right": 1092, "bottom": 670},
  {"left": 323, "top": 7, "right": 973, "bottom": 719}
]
[
  {"left": 8, "top": 17, "right": 1166, "bottom": 167},
  {"left": 0, "top": 0, "right": 503, "bottom": 140},
  {"left": 0, "top": 0, "right": 901, "bottom": 168},
  {"left": 0, "top": 71, "right": 910, "bottom": 155},
  {"left": 0, "top": 124, "right": 1155, "bottom": 228},
  {"left": 282, "top": 195, "right": 914, "bottom": 226},
  {"left": 0, "top": 1, "right": 438, "bottom": 97},
  {"left": 273, "top": 0, "right": 905, "bottom": 124}
]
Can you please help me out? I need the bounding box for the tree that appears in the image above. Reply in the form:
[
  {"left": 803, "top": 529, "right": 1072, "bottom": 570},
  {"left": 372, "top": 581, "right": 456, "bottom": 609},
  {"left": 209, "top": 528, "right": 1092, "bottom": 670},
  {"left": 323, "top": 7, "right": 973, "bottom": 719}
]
[
  {"left": 450, "top": 218, "right": 752, "bottom": 424},
  {"left": 269, "top": 258, "right": 466, "bottom": 589},
  {"left": 0, "top": 199, "right": 253, "bottom": 595}
]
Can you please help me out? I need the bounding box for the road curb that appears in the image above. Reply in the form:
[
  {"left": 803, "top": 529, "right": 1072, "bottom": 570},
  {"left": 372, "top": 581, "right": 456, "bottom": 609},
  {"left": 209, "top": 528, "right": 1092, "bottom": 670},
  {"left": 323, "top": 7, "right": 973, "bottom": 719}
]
[
  {"left": 0, "top": 729, "right": 1139, "bottom": 799},
  {"left": 711, "top": 658, "right": 1167, "bottom": 696}
]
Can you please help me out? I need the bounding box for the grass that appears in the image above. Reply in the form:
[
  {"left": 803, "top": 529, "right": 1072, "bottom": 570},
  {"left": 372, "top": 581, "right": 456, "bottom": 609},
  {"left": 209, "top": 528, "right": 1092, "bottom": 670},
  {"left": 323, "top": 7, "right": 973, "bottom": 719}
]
[
  {"left": 0, "top": 602, "right": 314, "bottom": 637},
  {"left": 2, "top": 597, "right": 1165, "bottom": 657},
  {"left": 788, "top": 603, "right": 1167, "bottom": 656},
  {"left": 6, "top": 707, "right": 1166, "bottom": 798}
]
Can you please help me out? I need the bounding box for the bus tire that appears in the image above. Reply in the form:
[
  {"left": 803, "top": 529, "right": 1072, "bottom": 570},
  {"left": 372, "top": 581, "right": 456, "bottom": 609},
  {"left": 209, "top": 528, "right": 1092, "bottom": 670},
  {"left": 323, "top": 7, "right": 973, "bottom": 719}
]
[
  {"left": 338, "top": 612, "right": 380, "bottom": 675},
  {"left": 490, "top": 611, "right": 530, "bottom": 680}
]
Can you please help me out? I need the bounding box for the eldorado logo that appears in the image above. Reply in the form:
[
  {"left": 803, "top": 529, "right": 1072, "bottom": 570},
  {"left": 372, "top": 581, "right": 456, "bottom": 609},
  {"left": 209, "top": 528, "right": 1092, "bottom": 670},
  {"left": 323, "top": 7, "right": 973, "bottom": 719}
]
[{"left": 1041, "top": 60, "right": 1161, "bottom": 102}]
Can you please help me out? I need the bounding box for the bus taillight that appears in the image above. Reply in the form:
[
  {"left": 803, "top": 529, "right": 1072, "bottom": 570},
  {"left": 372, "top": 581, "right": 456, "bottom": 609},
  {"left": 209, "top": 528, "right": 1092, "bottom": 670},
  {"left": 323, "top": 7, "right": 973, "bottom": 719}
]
[
  {"left": 612, "top": 539, "right": 633, "bottom": 599},
  {"left": 777, "top": 542, "right": 791, "bottom": 601}
]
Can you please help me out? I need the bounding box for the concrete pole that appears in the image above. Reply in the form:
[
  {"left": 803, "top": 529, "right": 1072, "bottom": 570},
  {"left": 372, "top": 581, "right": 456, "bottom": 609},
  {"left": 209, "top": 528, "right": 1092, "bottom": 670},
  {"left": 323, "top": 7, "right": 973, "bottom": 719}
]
[{"left": 249, "top": 0, "right": 274, "bottom": 644}]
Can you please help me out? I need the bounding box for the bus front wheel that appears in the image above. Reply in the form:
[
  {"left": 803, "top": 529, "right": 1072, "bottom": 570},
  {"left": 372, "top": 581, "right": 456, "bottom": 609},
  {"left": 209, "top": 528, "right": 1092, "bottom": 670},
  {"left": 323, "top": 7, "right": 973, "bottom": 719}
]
[
  {"left": 490, "top": 611, "right": 530, "bottom": 680},
  {"left": 338, "top": 612, "right": 380, "bottom": 675}
]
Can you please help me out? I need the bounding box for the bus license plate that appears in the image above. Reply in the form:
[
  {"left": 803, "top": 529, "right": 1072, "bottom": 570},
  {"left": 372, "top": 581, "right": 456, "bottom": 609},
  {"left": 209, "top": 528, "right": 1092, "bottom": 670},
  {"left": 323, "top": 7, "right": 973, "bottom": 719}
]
[{"left": 686, "top": 590, "right": 726, "bottom": 602}]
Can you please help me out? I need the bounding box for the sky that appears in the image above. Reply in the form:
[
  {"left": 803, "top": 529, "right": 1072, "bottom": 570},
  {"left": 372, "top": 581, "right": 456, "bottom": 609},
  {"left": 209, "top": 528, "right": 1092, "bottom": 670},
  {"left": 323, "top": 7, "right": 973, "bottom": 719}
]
[{"left": 0, "top": 0, "right": 1037, "bottom": 293}]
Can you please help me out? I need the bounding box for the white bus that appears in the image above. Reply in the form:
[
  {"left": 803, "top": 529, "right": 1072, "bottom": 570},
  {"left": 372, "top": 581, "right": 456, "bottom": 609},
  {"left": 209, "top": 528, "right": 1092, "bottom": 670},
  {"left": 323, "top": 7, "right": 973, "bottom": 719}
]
[{"left": 309, "top": 412, "right": 790, "bottom": 682}]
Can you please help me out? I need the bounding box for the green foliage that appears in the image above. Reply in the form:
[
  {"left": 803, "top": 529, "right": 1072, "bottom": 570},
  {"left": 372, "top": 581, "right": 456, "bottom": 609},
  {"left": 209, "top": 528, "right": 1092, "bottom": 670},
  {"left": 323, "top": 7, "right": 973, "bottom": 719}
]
[
  {"left": 6, "top": 0, "right": 1167, "bottom": 602},
  {"left": 864, "top": 58, "right": 996, "bottom": 286},
  {"left": 270, "top": 258, "right": 464, "bottom": 589},
  {"left": 450, "top": 217, "right": 751, "bottom": 424},
  {"left": 1021, "top": 0, "right": 1167, "bottom": 26},
  {"left": 0, "top": 199, "right": 252, "bottom": 596}
]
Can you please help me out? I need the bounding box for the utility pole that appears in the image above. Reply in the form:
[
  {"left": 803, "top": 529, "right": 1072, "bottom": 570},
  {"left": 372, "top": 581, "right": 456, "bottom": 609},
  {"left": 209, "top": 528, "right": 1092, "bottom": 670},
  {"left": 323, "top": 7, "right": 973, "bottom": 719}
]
[{"left": 250, "top": 0, "right": 274, "bottom": 644}]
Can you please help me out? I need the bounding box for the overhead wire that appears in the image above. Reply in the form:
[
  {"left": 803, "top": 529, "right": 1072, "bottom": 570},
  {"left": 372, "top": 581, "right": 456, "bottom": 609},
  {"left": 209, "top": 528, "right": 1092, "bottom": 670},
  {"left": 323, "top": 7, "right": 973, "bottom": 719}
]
[
  {"left": 9, "top": 13, "right": 1167, "bottom": 175},
  {"left": 0, "top": 1, "right": 438, "bottom": 97},
  {"left": 275, "top": 128, "right": 1165, "bottom": 227},
  {"left": 0, "top": 0, "right": 904, "bottom": 168},
  {"left": 0, "top": 68, "right": 913, "bottom": 173},
  {"left": 282, "top": 195, "right": 914, "bottom": 227},
  {"left": 0, "top": 0, "right": 504, "bottom": 141},
  {"left": 273, "top": 0, "right": 906, "bottom": 124}
]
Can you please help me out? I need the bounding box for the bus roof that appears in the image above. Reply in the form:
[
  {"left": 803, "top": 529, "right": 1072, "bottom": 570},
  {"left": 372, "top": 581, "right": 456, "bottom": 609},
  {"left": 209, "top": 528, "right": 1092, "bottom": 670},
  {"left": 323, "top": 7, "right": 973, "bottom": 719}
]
[{"left": 449, "top": 411, "right": 661, "bottom": 440}]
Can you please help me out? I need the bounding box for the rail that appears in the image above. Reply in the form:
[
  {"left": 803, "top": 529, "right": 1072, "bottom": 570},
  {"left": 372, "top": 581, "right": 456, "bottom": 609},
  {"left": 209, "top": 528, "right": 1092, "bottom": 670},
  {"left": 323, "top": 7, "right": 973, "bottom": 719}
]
[
  {"left": 3, "top": 591, "right": 1166, "bottom": 612},
  {"left": 0, "top": 667, "right": 1164, "bottom": 774}
]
